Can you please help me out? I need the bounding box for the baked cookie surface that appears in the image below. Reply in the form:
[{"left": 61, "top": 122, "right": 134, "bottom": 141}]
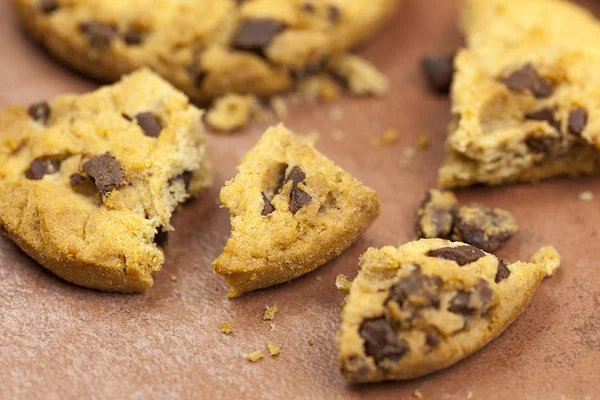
[
  {"left": 0, "top": 69, "right": 211, "bottom": 292},
  {"left": 439, "top": 0, "right": 600, "bottom": 187},
  {"left": 213, "top": 125, "right": 380, "bottom": 297},
  {"left": 337, "top": 239, "right": 559, "bottom": 383},
  {"left": 13, "top": 0, "right": 398, "bottom": 102}
]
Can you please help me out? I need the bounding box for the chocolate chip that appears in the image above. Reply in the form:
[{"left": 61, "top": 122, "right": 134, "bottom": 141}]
[
  {"left": 79, "top": 22, "right": 118, "bottom": 48},
  {"left": 328, "top": 5, "right": 341, "bottom": 22},
  {"left": 525, "top": 107, "right": 560, "bottom": 131},
  {"left": 28, "top": 102, "right": 51, "bottom": 124},
  {"left": 25, "top": 157, "right": 61, "bottom": 180},
  {"left": 568, "top": 107, "right": 588, "bottom": 136},
  {"left": 495, "top": 259, "right": 510, "bottom": 283},
  {"left": 448, "top": 291, "right": 473, "bottom": 315},
  {"left": 302, "top": 3, "right": 316, "bottom": 13},
  {"left": 425, "top": 333, "right": 440, "bottom": 348},
  {"left": 359, "top": 318, "right": 408, "bottom": 364},
  {"left": 525, "top": 135, "right": 562, "bottom": 154},
  {"left": 122, "top": 113, "right": 133, "bottom": 122},
  {"left": 428, "top": 245, "right": 486, "bottom": 266},
  {"left": 452, "top": 205, "right": 517, "bottom": 253},
  {"left": 69, "top": 173, "right": 88, "bottom": 186},
  {"left": 421, "top": 53, "right": 455, "bottom": 94},
  {"left": 499, "top": 64, "right": 553, "bottom": 98},
  {"left": 187, "top": 65, "right": 206, "bottom": 88},
  {"left": 40, "top": 0, "right": 58, "bottom": 14},
  {"left": 169, "top": 171, "right": 193, "bottom": 190},
  {"left": 284, "top": 166, "right": 306, "bottom": 187},
  {"left": 388, "top": 268, "right": 442, "bottom": 309},
  {"left": 262, "top": 192, "right": 275, "bottom": 216},
  {"left": 232, "top": 19, "right": 285, "bottom": 54},
  {"left": 415, "top": 190, "right": 457, "bottom": 239},
  {"left": 124, "top": 28, "right": 144, "bottom": 45},
  {"left": 290, "top": 186, "right": 311, "bottom": 214},
  {"left": 153, "top": 227, "right": 169, "bottom": 248},
  {"left": 82, "top": 153, "right": 125, "bottom": 195},
  {"left": 135, "top": 112, "right": 163, "bottom": 137},
  {"left": 475, "top": 279, "right": 493, "bottom": 305}
]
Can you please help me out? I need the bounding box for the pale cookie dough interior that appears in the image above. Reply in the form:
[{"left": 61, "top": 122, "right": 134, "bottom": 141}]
[
  {"left": 439, "top": 0, "right": 600, "bottom": 187},
  {"left": 213, "top": 125, "right": 380, "bottom": 297},
  {"left": 0, "top": 69, "right": 211, "bottom": 293},
  {"left": 337, "top": 239, "right": 559, "bottom": 383}
]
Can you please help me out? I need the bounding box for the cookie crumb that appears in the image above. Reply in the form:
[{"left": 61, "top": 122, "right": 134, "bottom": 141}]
[
  {"left": 330, "top": 106, "right": 344, "bottom": 121},
  {"left": 416, "top": 135, "right": 431, "bottom": 149},
  {"left": 404, "top": 147, "right": 416, "bottom": 159},
  {"left": 316, "top": 276, "right": 322, "bottom": 282},
  {"left": 263, "top": 305, "right": 279, "bottom": 320},
  {"left": 146, "top": 335, "right": 153, "bottom": 340},
  {"left": 245, "top": 350, "right": 263, "bottom": 362},
  {"left": 270, "top": 96, "right": 288, "bottom": 120},
  {"left": 240, "top": 387, "right": 246, "bottom": 394},
  {"left": 413, "top": 390, "right": 423, "bottom": 399},
  {"left": 531, "top": 246, "right": 561, "bottom": 277},
  {"left": 220, "top": 323, "right": 233, "bottom": 335},
  {"left": 169, "top": 274, "right": 177, "bottom": 282},
  {"left": 269, "top": 323, "right": 277, "bottom": 332},
  {"left": 206, "top": 93, "right": 256, "bottom": 132},
  {"left": 335, "top": 274, "right": 352, "bottom": 296},
  {"left": 467, "top": 391, "right": 473, "bottom": 399},
  {"left": 299, "top": 75, "right": 341, "bottom": 102},
  {"left": 268, "top": 343, "right": 280, "bottom": 356},
  {"left": 579, "top": 191, "right": 594, "bottom": 201},
  {"left": 307, "top": 339, "right": 314, "bottom": 346},
  {"left": 331, "top": 130, "right": 345, "bottom": 142},
  {"left": 329, "top": 54, "right": 389, "bottom": 96}
]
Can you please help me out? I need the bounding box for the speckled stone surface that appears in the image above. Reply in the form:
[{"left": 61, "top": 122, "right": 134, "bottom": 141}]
[{"left": 1, "top": 1, "right": 599, "bottom": 399}]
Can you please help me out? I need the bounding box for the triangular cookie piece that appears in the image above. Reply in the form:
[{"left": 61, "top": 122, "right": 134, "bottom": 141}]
[
  {"left": 0, "top": 69, "right": 211, "bottom": 292},
  {"left": 439, "top": 0, "right": 600, "bottom": 187},
  {"left": 338, "top": 239, "right": 559, "bottom": 382},
  {"left": 213, "top": 125, "right": 380, "bottom": 297}
]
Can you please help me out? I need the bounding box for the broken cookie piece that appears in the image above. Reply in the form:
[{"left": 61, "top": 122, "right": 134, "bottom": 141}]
[
  {"left": 213, "top": 125, "right": 380, "bottom": 297},
  {"left": 205, "top": 94, "right": 257, "bottom": 133},
  {"left": 439, "top": 0, "right": 600, "bottom": 188},
  {"left": 337, "top": 239, "right": 559, "bottom": 383},
  {"left": 0, "top": 69, "right": 211, "bottom": 292},
  {"left": 415, "top": 189, "right": 517, "bottom": 252}
]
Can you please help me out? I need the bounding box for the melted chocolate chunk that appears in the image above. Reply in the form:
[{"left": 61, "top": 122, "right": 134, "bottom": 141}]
[
  {"left": 328, "top": 5, "right": 341, "bottom": 22},
  {"left": 448, "top": 291, "right": 473, "bottom": 315},
  {"left": 262, "top": 192, "right": 275, "bottom": 216},
  {"left": 284, "top": 166, "right": 306, "bottom": 187},
  {"left": 136, "top": 112, "right": 163, "bottom": 137},
  {"left": 421, "top": 53, "right": 455, "bottom": 94},
  {"left": 525, "top": 107, "right": 560, "bottom": 131},
  {"left": 360, "top": 318, "right": 409, "bottom": 364},
  {"left": 568, "top": 107, "right": 588, "bottom": 136},
  {"left": 302, "top": 3, "right": 316, "bottom": 13},
  {"left": 169, "top": 171, "right": 193, "bottom": 190},
  {"left": 388, "top": 268, "right": 442, "bottom": 309},
  {"left": 154, "top": 227, "right": 169, "bottom": 248},
  {"left": 415, "top": 190, "right": 457, "bottom": 239},
  {"left": 80, "top": 22, "right": 118, "bottom": 48},
  {"left": 25, "top": 157, "right": 61, "bottom": 180},
  {"left": 82, "top": 153, "right": 125, "bottom": 195},
  {"left": 232, "top": 19, "right": 285, "bottom": 54},
  {"left": 290, "top": 186, "right": 311, "bottom": 214},
  {"left": 495, "top": 259, "right": 511, "bottom": 283},
  {"left": 428, "top": 245, "right": 486, "bottom": 266},
  {"left": 124, "top": 28, "right": 144, "bottom": 45},
  {"left": 425, "top": 333, "right": 440, "bottom": 348},
  {"left": 40, "top": 0, "right": 58, "bottom": 14},
  {"left": 499, "top": 64, "right": 553, "bottom": 98},
  {"left": 453, "top": 205, "right": 517, "bottom": 253},
  {"left": 69, "top": 173, "right": 88, "bottom": 186},
  {"left": 28, "top": 102, "right": 51, "bottom": 124},
  {"left": 525, "top": 135, "right": 563, "bottom": 155}
]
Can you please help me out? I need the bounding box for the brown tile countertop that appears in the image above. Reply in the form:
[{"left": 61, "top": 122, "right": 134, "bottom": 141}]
[{"left": 1, "top": 1, "right": 599, "bottom": 399}]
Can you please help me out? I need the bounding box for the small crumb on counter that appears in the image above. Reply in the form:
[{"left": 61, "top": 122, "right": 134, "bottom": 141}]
[
  {"left": 467, "top": 391, "right": 473, "bottom": 399},
  {"left": 146, "top": 335, "right": 153, "bottom": 340},
  {"left": 270, "top": 96, "right": 288, "bottom": 120},
  {"left": 169, "top": 274, "right": 177, "bottom": 282},
  {"left": 416, "top": 135, "right": 431, "bottom": 149},
  {"left": 240, "top": 387, "right": 246, "bottom": 394},
  {"left": 245, "top": 350, "right": 263, "bottom": 362},
  {"left": 263, "top": 305, "right": 279, "bottom": 320},
  {"left": 269, "top": 323, "right": 277, "bottom": 332},
  {"left": 315, "top": 276, "right": 322, "bottom": 282},
  {"left": 531, "top": 246, "right": 561, "bottom": 277},
  {"left": 206, "top": 93, "right": 256, "bottom": 132},
  {"left": 328, "top": 54, "right": 389, "bottom": 96},
  {"left": 579, "top": 191, "right": 594, "bottom": 202},
  {"left": 307, "top": 339, "right": 314, "bottom": 346},
  {"left": 330, "top": 106, "right": 344, "bottom": 121},
  {"left": 335, "top": 274, "right": 352, "bottom": 296},
  {"left": 298, "top": 75, "right": 341, "bottom": 102},
  {"left": 220, "top": 323, "right": 233, "bottom": 335},
  {"left": 331, "top": 130, "right": 345, "bottom": 142},
  {"left": 268, "top": 344, "right": 280, "bottom": 356},
  {"left": 413, "top": 389, "right": 423, "bottom": 399}
]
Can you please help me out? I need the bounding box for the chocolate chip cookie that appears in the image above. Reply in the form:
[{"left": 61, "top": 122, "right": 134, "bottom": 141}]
[
  {"left": 438, "top": 0, "right": 600, "bottom": 188},
  {"left": 0, "top": 69, "right": 211, "bottom": 292},
  {"left": 337, "top": 239, "right": 559, "bottom": 382},
  {"left": 213, "top": 125, "right": 380, "bottom": 297},
  {"left": 13, "top": 0, "right": 399, "bottom": 102}
]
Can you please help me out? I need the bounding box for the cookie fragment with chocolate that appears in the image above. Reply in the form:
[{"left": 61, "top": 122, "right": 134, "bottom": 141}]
[
  {"left": 438, "top": 0, "right": 600, "bottom": 188},
  {"left": 213, "top": 125, "right": 380, "bottom": 297},
  {"left": 337, "top": 239, "right": 560, "bottom": 383},
  {"left": 452, "top": 204, "right": 518, "bottom": 252},
  {"left": 0, "top": 69, "right": 211, "bottom": 293},
  {"left": 414, "top": 189, "right": 457, "bottom": 239}
]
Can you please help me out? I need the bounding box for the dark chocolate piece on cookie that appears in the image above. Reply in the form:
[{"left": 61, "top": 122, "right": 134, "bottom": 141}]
[
  {"left": 80, "top": 22, "right": 118, "bottom": 48},
  {"left": 232, "top": 19, "right": 285, "bottom": 54},
  {"left": 261, "top": 192, "right": 275, "bottom": 216},
  {"left": 499, "top": 64, "right": 553, "bottom": 98},
  {"left": 421, "top": 53, "right": 455, "bottom": 94},
  {"left": 25, "top": 157, "right": 61, "bottom": 180},
  {"left": 82, "top": 153, "right": 126, "bottom": 195},
  {"left": 124, "top": 28, "right": 144, "bottom": 45},
  {"left": 290, "top": 186, "right": 311, "bottom": 214},
  {"left": 568, "top": 107, "right": 588, "bottom": 136},
  {"left": 495, "top": 259, "right": 510, "bottom": 283},
  {"left": 428, "top": 245, "right": 486, "bottom": 266},
  {"left": 136, "top": 112, "right": 163, "bottom": 137},
  {"left": 360, "top": 318, "right": 409, "bottom": 364},
  {"left": 40, "top": 0, "right": 58, "bottom": 14},
  {"left": 525, "top": 107, "right": 560, "bottom": 131},
  {"left": 452, "top": 204, "right": 518, "bottom": 252},
  {"left": 28, "top": 102, "right": 51, "bottom": 124}
]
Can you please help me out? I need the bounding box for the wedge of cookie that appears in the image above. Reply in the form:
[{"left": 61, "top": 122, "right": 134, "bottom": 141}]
[
  {"left": 0, "top": 69, "right": 211, "bottom": 292},
  {"left": 213, "top": 125, "right": 380, "bottom": 297},
  {"left": 13, "top": 0, "right": 398, "bottom": 102},
  {"left": 438, "top": 0, "right": 600, "bottom": 187},
  {"left": 338, "top": 239, "right": 559, "bottom": 382}
]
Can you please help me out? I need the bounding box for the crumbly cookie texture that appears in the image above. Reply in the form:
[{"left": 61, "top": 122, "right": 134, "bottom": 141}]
[
  {"left": 0, "top": 69, "right": 211, "bottom": 293},
  {"left": 415, "top": 189, "right": 517, "bottom": 252},
  {"left": 213, "top": 125, "right": 380, "bottom": 297},
  {"left": 337, "top": 239, "right": 559, "bottom": 383},
  {"left": 438, "top": 0, "right": 600, "bottom": 188},
  {"left": 13, "top": 0, "right": 399, "bottom": 102},
  {"left": 205, "top": 94, "right": 257, "bottom": 133}
]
